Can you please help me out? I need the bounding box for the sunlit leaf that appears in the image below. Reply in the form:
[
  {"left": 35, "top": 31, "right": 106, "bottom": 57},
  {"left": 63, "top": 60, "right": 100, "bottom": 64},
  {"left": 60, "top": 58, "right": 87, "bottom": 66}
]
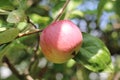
[
  {"left": 30, "top": 14, "right": 50, "bottom": 27},
  {"left": 0, "top": 9, "right": 10, "bottom": 15},
  {"left": 67, "top": 0, "right": 82, "bottom": 11},
  {"left": 0, "top": 28, "right": 19, "bottom": 44},
  {"left": 69, "top": 10, "right": 84, "bottom": 18},
  {"left": 7, "top": 10, "right": 26, "bottom": 23},
  {"left": 74, "top": 33, "right": 114, "bottom": 72},
  {"left": 104, "top": 2, "right": 113, "bottom": 11}
]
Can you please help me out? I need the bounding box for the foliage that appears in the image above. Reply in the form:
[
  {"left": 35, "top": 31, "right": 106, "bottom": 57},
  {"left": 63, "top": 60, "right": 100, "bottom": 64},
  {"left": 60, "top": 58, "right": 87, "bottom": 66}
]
[
  {"left": 0, "top": 0, "right": 120, "bottom": 80},
  {"left": 74, "top": 33, "right": 113, "bottom": 72}
]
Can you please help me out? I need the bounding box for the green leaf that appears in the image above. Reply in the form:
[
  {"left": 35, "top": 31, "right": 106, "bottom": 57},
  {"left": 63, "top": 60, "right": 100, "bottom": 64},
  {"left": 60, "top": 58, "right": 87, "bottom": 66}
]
[
  {"left": 30, "top": 14, "right": 50, "bottom": 27},
  {"left": 114, "top": 0, "right": 120, "bottom": 17},
  {"left": 0, "top": 0, "right": 14, "bottom": 10},
  {"left": 18, "top": 0, "right": 30, "bottom": 10},
  {"left": 69, "top": 10, "right": 84, "bottom": 18},
  {"left": 0, "top": 9, "right": 10, "bottom": 15},
  {"left": 0, "top": 43, "right": 11, "bottom": 60},
  {"left": 97, "top": 0, "right": 108, "bottom": 24},
  {"left": 7, "top": 10, "right": 26, "bottom": 23},
  {"left": 51, "top": 1, "right": 65, "bottom": 18},
  {"left": 74, "top": 33, "right": 114, "bottom": 72},
  {"left": 6, "top": 41, "right": 28, "bottom": 64},
  {"left": 0, "top": 28, "right": 19, "bottom": 44},
  {"left": 67, "top": 0, "right": 82, "bottom": 11}
]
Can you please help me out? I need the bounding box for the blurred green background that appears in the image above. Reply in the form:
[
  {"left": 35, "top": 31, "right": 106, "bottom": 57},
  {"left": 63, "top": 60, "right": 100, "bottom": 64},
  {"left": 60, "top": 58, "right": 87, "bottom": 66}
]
[{"left": 0, "top": 0, "right": 120, "bottom": 80}]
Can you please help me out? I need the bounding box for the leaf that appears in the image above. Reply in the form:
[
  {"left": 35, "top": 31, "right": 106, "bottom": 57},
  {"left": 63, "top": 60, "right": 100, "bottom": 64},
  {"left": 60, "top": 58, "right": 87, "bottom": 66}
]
[
  {"left": 74, "top": 33, "right": 114, "bottom": 72},
  {"left": 6, "top": 41, "right": 28, "bottom": 64},
  {"left": 69, "top": 10, "right": 84, "bottom": 18},
  {"left": 30, "top": 14, "right": 50, "bottom": 27},
  {"left": 0, "top": 43, "right": 11, "bottom": 60},
  {"left": 7, "top": 10, "right": 26, "bottom": 23},
  {"left": 18, "top": 0, "right": 30, "bottom": 10},
  {"left": 0, "top": 28, "right": 19, "bottom": 44},
  {"left": 0, "top": 0, "right": 14, "bottom": 10},
  {"left": 0, "top": 9, "right": 10, "bottom": 15},
  {"left": 67, "top": 0, "right": 82, "bottom": 11},
  {"left": 97, "top": 0, "right": 108, "bottom": 24},
  {"left": 114, "top": 0, "right": 120, "bottom": 17},
  {"left": 51, "top": 1, "right": 65, "bottom": 18}
]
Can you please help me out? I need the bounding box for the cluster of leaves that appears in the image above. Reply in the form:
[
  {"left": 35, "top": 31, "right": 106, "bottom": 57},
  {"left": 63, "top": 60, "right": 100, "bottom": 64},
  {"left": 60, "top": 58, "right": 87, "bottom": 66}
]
[{"left": 0, "top": 0, "right": 120, "bottom": 80}]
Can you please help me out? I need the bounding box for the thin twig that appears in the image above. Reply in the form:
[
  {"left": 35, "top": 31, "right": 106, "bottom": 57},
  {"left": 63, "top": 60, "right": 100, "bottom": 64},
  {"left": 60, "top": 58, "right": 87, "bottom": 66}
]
[
  {"left": 18, "top": 16, "right": 43, "bottom": 38},
  {"left": 53, "top": 0, "right": 70, "bottom": 22},
  {"left": 18, "top": 29, "right": 43, "bottom": 38},
  {"left": 27, "top": 16, "right": 40, "bottom": 72},
  {"left": 27, "top": 16, "right": 37, "bottom": 28}
]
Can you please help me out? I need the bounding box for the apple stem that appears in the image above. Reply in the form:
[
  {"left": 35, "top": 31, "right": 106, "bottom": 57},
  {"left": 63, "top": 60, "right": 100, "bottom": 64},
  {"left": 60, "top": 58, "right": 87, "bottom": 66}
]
[{"left": 53, "top": 0, "right": 70, "bottom": 22}]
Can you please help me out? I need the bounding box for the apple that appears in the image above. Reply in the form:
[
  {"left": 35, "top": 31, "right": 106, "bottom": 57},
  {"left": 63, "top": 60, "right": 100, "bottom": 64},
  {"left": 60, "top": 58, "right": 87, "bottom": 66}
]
[{"left": 40, "top": 20, "right": 82, "bottom": 63}]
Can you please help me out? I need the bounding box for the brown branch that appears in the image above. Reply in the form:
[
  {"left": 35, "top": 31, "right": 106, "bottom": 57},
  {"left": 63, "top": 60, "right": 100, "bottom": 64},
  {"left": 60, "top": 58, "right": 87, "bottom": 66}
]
[
  {"left": 17, "top": 29, "right": 43, "bottom": 38},
  {"left": 113, "top": 72, "right": 120, "bottom": 80},
  {"left": 2, "top": 56, "right": 25, "bottom": 80},
  {"left": 38, "top": 65, "right": 48, "bottom": 80},
  {"left": 2, "top": 56, "right": 34, "bottom": 80},
  {"left": 53, "top": 0, "right": 70, "bottom": 22}
]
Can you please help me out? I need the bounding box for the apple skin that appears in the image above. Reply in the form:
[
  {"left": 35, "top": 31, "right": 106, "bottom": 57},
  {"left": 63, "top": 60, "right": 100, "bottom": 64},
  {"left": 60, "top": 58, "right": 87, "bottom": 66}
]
[{"left": 40, "top": 20, "right": 82, "bottom": 63}]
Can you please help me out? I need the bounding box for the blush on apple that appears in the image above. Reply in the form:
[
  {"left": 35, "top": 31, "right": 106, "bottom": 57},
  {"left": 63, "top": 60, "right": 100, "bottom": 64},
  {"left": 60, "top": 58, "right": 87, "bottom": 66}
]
[{"left": 40, "top": 20, "right": 82, "bottom": 63}]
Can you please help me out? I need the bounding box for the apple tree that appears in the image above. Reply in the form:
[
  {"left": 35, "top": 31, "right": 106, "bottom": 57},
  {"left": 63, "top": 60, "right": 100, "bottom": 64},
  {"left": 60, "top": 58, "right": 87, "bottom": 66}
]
[{"left": 0, "top": 0, "right": 120, "bottom": 80}]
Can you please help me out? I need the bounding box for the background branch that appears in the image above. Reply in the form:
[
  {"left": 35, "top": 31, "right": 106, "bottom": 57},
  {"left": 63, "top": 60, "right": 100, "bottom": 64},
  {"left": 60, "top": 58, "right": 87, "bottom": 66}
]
[{"left": 2, "top": 56, "right": 34, "bottom": 80}]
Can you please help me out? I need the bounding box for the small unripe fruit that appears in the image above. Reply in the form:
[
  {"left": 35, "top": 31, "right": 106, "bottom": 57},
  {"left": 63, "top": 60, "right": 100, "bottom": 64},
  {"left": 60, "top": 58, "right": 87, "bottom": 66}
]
[{"left": 40, "top": 20, "right": 82, "bottom": 63}]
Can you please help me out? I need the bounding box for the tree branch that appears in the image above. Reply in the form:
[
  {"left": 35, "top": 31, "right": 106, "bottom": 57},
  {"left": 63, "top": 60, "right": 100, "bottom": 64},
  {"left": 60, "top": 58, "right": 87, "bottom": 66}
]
[
  {"left": 2, "top": 56, "right": 34, "bottom": 80},
  {"left": 2, "top": 56, "right": 25, "bottom": 80},
  {"left": 53, "top": 0, "right": 70, "bottom": 22},
  {"left": 18, "top": 29, "right": 43, "bottom": 38}
]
